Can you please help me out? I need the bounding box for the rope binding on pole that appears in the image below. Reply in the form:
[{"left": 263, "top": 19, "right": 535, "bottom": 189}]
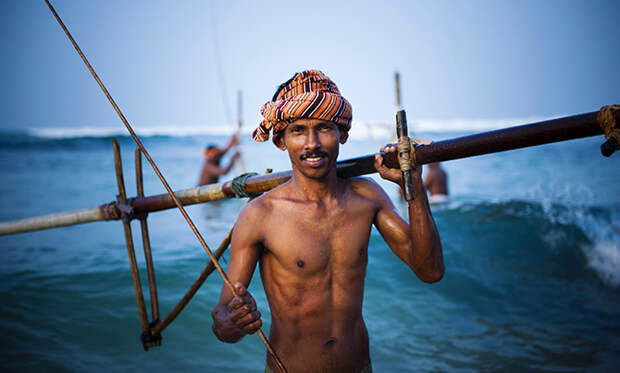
[{"left": 598, "top": 105, "right": 620, "bottom": 157}]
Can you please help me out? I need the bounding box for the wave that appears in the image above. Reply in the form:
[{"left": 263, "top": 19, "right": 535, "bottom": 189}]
[
  {"left": 0, "top": 114, "right": 561, "bottom": 142},
  {"left": 438, "top": 199, "right": 620, "bottom": 288},
  {"left": 27, "top": 124, "right": 238, "bottom": 138}
]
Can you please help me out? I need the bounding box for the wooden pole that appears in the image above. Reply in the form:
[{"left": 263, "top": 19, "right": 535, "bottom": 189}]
[
  {"left": 234, "top": 89, "right": 247, "bottom": 174},
  {"left": 394, "top": 71, "right": 401, "bottom": 110},
  {"left": 396, "top": 110, "right": 414, "bottom": 200},
  {"left": 0, "top": 110, "right": 608, "bottom": 236},
  {"left": 136, "top": 147, "right": 160, "bottom": 328},
  {"left": 113, "top": 140, "right": 150, "bottom": 335}
]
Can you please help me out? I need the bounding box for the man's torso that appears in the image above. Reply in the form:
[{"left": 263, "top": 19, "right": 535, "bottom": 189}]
[{"left": 251, "top": 177, "right": 381, "bottom": 373}]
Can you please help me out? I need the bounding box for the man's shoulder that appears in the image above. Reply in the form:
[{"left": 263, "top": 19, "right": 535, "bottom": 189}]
[{"left": 345, "top": 176, "right": 391, "bottom": 204}]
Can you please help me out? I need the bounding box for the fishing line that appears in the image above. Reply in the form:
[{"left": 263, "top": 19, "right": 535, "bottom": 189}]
[{"left": 43, "top": 1, "right": 287, "bottom": 372}]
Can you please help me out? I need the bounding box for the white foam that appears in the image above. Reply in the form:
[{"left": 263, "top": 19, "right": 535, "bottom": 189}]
[
  {"left": 27, "top": 115, "right": 560, "bottom": 140},
  {"left": 28, "top": 124, "right": 241, "bottom": 138},
  {"left": 572, "top": 208, "right": 620, "bottom": 288},
  {"left": 585, "top": 240, "right": 620, "bottom": 287}
]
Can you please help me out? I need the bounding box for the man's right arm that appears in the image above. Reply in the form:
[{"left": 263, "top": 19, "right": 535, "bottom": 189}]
[
  {"left": 211, "top": 201, "right": 264, "bottom": 343},
  {"left": 221, "top": 133, "right": 240, "bottom": 155}
]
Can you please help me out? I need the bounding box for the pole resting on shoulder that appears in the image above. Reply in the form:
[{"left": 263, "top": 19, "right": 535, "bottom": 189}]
[{"left": 396, "top": 110, "right": 415, "bottom": 201}]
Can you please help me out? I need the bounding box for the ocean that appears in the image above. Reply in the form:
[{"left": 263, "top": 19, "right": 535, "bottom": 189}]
[{"left": 0, "top": 125, "right": 619, "bottom": 372}]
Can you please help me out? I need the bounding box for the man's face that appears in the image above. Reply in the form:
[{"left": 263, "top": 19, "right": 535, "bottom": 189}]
[{"left": 278, "top": 118, "right": 347, "bottom": 180}]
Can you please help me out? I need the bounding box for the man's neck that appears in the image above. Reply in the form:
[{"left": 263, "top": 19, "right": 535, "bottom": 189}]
[{"left": 289, "top": 168, "right": 341, "bottom": 202}]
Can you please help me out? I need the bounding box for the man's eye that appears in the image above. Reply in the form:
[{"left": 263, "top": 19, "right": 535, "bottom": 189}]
[
  {"left": 319, "top": 124, "right": 332, "bottom": 131},
  {"left": 291, "top": 127, "right": 303, "bottom": 133}
]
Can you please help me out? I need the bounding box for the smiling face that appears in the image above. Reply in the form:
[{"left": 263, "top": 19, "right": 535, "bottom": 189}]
[{"left": 275, "top": 118, "right": 349, "bottom": 180}]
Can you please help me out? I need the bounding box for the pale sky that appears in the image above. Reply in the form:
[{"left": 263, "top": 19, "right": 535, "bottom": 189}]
[{"left": 1, "top": 0, "right": 619, "bottom": 131}]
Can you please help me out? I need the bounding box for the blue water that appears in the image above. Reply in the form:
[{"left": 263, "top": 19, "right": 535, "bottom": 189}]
[{"left": 0, "top": 129, "right": 619, "bottom": 372}]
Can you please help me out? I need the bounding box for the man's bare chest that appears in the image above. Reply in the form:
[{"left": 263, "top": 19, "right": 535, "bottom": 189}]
[{"left": 262, "top": 203, "right": 375, "bottom": 275}]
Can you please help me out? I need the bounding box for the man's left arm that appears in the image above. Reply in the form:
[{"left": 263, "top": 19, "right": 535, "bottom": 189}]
[{"left": 373, "top": 145, "right": 444, "bottom": 283}]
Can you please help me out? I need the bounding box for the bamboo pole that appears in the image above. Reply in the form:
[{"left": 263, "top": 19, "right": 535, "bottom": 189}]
[
  {"left": 113, "top": 140, "right": 150, "bottom": 334},
  {"left": 0, "top": 110, "right": 608, "bottom": 236},
  {"left": 234, "top": 89, "right": 247, "bottom": 174},
  {"left": 0, "top": 204, "right": 117, "bottom": 235},
  {"left": 136, "top": 147, "right": 160, "bottom": 326}
]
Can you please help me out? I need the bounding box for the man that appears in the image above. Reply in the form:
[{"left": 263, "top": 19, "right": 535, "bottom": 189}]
[
  {"left": 211, "top": 70, "right": 444, "bottom": 373},
  {"left": 424, "top": 162, "right": 449, "bottom": 204},
  {"left": 198, "top": 133, "right": 240, "bottom": 186}
]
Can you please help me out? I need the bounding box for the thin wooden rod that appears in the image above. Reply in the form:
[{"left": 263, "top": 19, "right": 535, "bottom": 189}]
[
  {"left": 136, "top": 147, "right": 160, "bottom": 323},
  {"left": 44, "top": 1, "right": 287, "bottom": 371},
  {"left": 113, "top": 140, "right": 149, "bottom": 333},
  {"left": 394, "top": 71, "right": 401, "bottom": 110}
]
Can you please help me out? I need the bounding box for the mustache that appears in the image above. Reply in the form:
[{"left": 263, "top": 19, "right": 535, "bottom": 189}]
[{"left": 300, "top": 150, "right": 328, "bottom": 160}]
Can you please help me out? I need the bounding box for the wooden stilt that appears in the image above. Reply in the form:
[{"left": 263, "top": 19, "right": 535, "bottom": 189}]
[
  {"left": 135, "top": 147, "right": 161, "bottom": 348},
  {"left": 113, "top": 140, "right": 150, "bottom": 339}
]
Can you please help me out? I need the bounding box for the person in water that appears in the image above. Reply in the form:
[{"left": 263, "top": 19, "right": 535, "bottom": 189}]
[
  {"left": 211, "top": 70, "right": 444, "bottom": 373},
  {"left": 198, "top": 133, "right": 241, "bottom": 186},
  {"left": 424, "top": 162, "right": 449, "bottom": 204}
]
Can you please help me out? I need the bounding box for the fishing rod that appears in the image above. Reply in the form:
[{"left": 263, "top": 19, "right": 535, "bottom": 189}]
[
  {"left": 1, "top": 108, "right": 617, "bottom": 236},
  {"left": 42, "top": 1, "right": 288, "bottom": 372}
]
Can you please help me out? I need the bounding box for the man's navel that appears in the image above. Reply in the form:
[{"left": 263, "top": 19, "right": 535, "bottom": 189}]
[
  {"left": 296, "top": 259, "right": 305, "bottom": 268},
  {"left": 324, "top": 338, "right": 337, "bottom": 348}
]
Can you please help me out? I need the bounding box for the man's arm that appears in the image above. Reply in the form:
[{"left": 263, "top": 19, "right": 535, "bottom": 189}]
[
  {"left": 372, "top": 145, "right": 444, "bottom": 283},
  {"left": 201, "top": 152, "right": 241, "bottom": 178},
  {"left": 211, "top": 201, "right": 264, "bottom": 342},
  {"left": 220, "top": 133, "right": 240, "bottom": 156}
]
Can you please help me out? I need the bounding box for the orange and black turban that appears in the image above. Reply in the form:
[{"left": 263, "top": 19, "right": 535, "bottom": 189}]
[{"left": 253, "top": 70, "right": 352, "bottom": 145}]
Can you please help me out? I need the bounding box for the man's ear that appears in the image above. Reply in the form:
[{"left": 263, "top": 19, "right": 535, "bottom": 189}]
[
  {"left": 273, "top": 133, "right": 287, "bottom": 151},
  {"left": 339, "top": 130, "right": 349, "bottom": 144}
]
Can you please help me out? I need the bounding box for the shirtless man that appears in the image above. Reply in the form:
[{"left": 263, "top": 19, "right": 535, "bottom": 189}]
[
  {"left": 197, "top": 133, "right": 240, "bottom": 186},
  {"left": 424, "top": 163, "right": 449, "bottom": 204},
  {"left": 211, "top": 70, "right": 444, "bottom": 373}
]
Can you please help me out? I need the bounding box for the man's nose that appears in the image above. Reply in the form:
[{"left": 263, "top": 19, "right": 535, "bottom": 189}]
[{"left": 304, "top": 130, "right": 320, "bottom": 150}]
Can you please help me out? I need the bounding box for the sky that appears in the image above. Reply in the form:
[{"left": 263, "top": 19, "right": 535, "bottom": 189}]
[{"left": 0, "top": 0, "right": 619, "bottom": 132}]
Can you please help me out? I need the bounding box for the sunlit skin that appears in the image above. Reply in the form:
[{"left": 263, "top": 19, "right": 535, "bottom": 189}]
[{"left": 211, "top": 118, "right": 444, "bottom": 373}]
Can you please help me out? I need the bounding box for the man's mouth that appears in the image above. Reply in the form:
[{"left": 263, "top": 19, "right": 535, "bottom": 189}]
[{"left": 300, "top": 151, "right": 328, "bottom": 167}]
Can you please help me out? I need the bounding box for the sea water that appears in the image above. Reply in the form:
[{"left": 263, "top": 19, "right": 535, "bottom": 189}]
[{"left": 0, "top": 126, "right": 618, "bottom": 372}]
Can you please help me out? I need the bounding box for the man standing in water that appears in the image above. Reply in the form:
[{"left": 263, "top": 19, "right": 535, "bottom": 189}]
[
  {"left": 424, "top": 162, "right": 449, "bottom": 204},
  {"left": 211, "top": 70, "right": 444, "bottom": 373},
  {"left": 197, "top": 133, "right": 241, "bottom": 186}
]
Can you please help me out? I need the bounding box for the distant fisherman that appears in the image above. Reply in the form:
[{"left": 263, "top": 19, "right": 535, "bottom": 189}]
[
  {"left": 211, "top": 70, "right": 444, "bottom": 373},
  {"left": 198, "top": 133, "right": 240, "bottom": 186},
  {"left": 424, "top": 162, "right": 449, "bottom": 204}
]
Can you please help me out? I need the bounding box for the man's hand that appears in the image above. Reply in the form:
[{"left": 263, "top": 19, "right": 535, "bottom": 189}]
[
  {"left": 211, "top": 282, "right": 262, "bottom": 342},
  {"left": 231, "top": 133, "right": 240, "bottom": 146},
  {"left": 227, "top": 282, "right": 262, "bottom": 334},
  {"left": 375, "top": 144, "right": 422, "bottom": 185}
]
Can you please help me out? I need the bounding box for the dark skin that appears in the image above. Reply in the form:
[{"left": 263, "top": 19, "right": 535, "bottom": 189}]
[
  {"left": 211, "top": 119, "right": 444, "bottom": 373},
  {"left": 424, "top": 163, "right": 448, "bottom": 196},
  {"left": 198, "top": 133, "right": 240, "bottom": 186}
]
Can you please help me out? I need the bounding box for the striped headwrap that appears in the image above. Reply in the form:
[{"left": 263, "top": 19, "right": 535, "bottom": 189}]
[{"left": 253, "top": 70, "right": 352, "bottom": 145}]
